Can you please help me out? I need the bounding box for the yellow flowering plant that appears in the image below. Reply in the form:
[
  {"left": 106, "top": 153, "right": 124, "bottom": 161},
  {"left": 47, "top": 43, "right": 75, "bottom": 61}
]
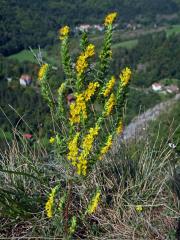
[{"left": 38, "top": 12, "right": 132, "bottom": 238}]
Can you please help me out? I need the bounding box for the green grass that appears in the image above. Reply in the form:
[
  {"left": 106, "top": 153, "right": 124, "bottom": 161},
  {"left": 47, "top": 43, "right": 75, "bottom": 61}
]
[
  {"left": 112, "top": 39, "right": 138, "bottom": 49},
  {"left": 8, "top": 48, "right": 59, "bottom": 66},
  {"left": 166, "top": 24, "right": 180, "bottom": 36},
  {"left": 0, "top": 118, "right": 179, "bottom": 238},
  {"left": 8, "top": 49, "right": 46, "bottom": 63},
  {"left": 7, "top": 35, "right": 138, "bottom": 64},
  {"left": 161, "top": 78, "right": 180, "bottom": 87}
]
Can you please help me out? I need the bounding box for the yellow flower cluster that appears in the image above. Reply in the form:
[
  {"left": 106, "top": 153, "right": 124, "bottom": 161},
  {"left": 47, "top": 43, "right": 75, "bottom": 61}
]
[
  {"left": 67, "top": 124, "right": 100, "bottom": 176},
  {"left": 45, "top": 186, "right": 58, "bottom": 218},
  {"left": 136, "top": 205, "right": 143, "bottom": 213},
  {"left": 116, "top": 119, "right": 123, "bottom": 134},
  {"left": 67, "top": 133, "right": 80, "bottom": 166},
  {"left": 69, "top": 93, "right": 87, "bottom": 124},
  {"left": 99, "top": 135, "right": 113, "bottom": 160},
  {"left": 104, "top": 12, "right": 117, "bottom": 26},
  {"left": 77, "top": 155, "right": 88, "bottom": 176},
  {"left": 103, "top": 76, "right": 116, "bottom": 97},
  {"left": 85, "top": 44, "right": 95, "bottom": 57},
  {"left": 82, "top": 124, "right": 100, "bottom": 155},
  {"left": 69, "top": 82, "right": 99, "bottom": 125},
  {"left": 84, "top": 82, "right": 100, "bottom": 101},
  {"left": 119, "top": 67, "right": 132, "bottom": 87},
  {"left": 49, "top": 137, "right": 55, "bottom": 144},
  {"left": 76, "top": 55, "right": 88, "bottom": 76},
  {"left": 59, "top": 25, "right": 70, "bottom": 40},
  {"left": 77, "top": 124, "right": 100, "bottom": 176},
  {"left": 76, "top": 44, "right": 95, "bottom": 76},
  {"left": 87, "top": 190, "right": 101, "bottom": 214},
  {"left": 58, "top": 83, "right": 66, "bottom": 94},
  {"left": 38, "top": 63, "right": 48, "bottom": 81},
  {"left": 104, "top": 93, "right": 116, "bottom": 116}
]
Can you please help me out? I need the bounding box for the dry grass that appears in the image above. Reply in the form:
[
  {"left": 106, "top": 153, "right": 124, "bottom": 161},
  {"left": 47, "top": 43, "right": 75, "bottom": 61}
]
[{"left": 0, "top": 128, "right": 179, "bottom": 239}]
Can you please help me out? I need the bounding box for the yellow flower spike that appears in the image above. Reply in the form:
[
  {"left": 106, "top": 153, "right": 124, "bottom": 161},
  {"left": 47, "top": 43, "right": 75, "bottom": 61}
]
[
  {"left": 69, "top": 93, "right": 87, "bottom": 125},
  {"left": 49, "top": 137, "right": 55, "bottom": 144},
  {"left": 84, "top": 82, "right": 100, "bottom": 101},
  {"left": 58, "top": 83, "right": 66, "bottom": 94},
  {"left": 82, "top": 124, "right": 100, "bottom": 155},
  {"left": 77, "top": 163, "right": 82, "bottom": 175},
  {"left": 136, "top": 205, "right": 143, "bottom": 213},
  {"left": 38, "top": 63, "right": 49, "bottom": 81},
  {"left": 116, "top": 119, "right": 123, "bottom": 134},
  {"left": 104, "top": 93, "right": 116, "bottom": 116},
  {"left": 119, "top": 67, "right": 132, "bottom": 87},
  {"left": 104, "top": 12, "right": 117, "bottom": 26},
  {"left": 99, "top": 135, "right": 113, "bottom": 160},
  {"left": 45, "top": 185, "right": 58, "bottom": 218},
  {"left": 74, "top": 124, "right": 100, "bottom": 176},
  {"left": 103, "top": 76, "right": 116, "bottom": 97},
  {"left": 78, "top": 154, "right": 88, "bottom": 176},
  {"left": 76, "top": 44, "right": 95, "bottom": 77},
  {"left": 82, "top": 166, "right": 87, "bottom": 176},
  {"left": 84, "top": 44, "right": 95, "bottom": 58},
  {"left": 59, "top": 25, "right": 70, "bottom": 40},
  {"left": 76, "top": 54, "right": 88, "bottom": 76},
  {"left": 67, "top": 132, "right": 80, "bottom": 164},
  {"left": 69, "top": 84, "right": 100, "bottom": 125},
  {"left": 87, "top": 190, "right": 101, "bottom": 214}
]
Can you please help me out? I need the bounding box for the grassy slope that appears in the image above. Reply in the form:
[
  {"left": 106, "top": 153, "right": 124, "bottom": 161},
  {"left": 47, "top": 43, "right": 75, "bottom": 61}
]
[
  {"left": 0, "top": 102, "right": 179, "bottom": 239},
  {"left": 166, "top": 24, "right": 180, "bottom": 36},
  {"left": 8, "top": 49, "right": 40, "bottom": 63},
  {"left": 112, "top": 39, "right": 138, "bottom": 49}
]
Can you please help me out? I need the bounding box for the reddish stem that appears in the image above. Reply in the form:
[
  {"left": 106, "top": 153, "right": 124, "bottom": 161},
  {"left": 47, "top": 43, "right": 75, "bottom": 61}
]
[{"left": 64, "top": 179, "right": 73, "bottom": 236}]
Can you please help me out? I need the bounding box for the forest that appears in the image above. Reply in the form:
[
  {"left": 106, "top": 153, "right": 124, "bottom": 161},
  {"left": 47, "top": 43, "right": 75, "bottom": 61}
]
[{"left": 0, "top": 0, "right": 180, "bottom": 55}]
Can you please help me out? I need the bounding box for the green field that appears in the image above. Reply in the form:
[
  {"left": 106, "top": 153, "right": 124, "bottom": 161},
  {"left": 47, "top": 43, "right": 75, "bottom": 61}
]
[
  {"left": 8, "top": 49, "right": 46, "bottom": 63},
  {"left": 112, "top": 39, "right": 138, "bottom": 49},
  {"left": 7, "top": 39, "right": 138, "bottom": 63},
  {"left": 166, "top": 24, "right": 180, "bottom": 36}
]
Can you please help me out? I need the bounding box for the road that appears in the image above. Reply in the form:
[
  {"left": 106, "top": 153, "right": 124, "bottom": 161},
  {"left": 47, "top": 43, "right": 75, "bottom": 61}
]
[{"left": 114, "top": 93, "right": 180, "bottom": 149}]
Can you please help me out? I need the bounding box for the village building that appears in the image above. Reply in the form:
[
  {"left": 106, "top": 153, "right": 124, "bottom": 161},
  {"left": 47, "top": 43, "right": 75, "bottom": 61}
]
[
  {"left": 23, "top": 133, "right": 33, "bottom": 139},
  {"left": 165, "top": 84, "right": 179, "bottom": 94},
  {"left": 152, "top": 83, "right": 162, "bottom": 92},
  {"left": 19, "top": 74, "right": 32, "bottom": 86},
  {"left": 93, "top": 24, "right": 104, "bottom": 31},
  {"left": 75, "top": 24, "right": 104, "bottom": 33},
  {"left": 75, "top": 24, "right": 91, "bottom": 32}
]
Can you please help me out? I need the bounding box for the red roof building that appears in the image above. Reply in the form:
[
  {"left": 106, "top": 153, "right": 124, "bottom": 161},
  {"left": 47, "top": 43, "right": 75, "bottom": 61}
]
[{"left": 23, "top": 134, "right": 33, "bottom": 139}]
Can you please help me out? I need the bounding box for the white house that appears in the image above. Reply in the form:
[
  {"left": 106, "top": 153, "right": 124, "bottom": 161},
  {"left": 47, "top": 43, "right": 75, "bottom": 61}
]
[
  {"left": 76, "top": 24, "right": 91, "bottom": 32},
  {"left": 152, "top": 83, "right": 162, "bottom": 92},
  {"left": 93, "top": 24, "right": 104, "bottom": 31},
  {"left": 19, "top": 74, "right": 32, "bottom": 86}
]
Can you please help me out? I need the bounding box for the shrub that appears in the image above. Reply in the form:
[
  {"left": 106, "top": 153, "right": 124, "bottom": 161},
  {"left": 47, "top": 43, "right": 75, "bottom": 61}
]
[{"left": 38, "top": 12, "right": 132, "bottom": 238}]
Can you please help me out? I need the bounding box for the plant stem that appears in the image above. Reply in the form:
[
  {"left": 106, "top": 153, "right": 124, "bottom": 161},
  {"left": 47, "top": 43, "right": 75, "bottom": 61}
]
[{"left": 64, "top": 178, "right": 73, "bottom": 237}]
